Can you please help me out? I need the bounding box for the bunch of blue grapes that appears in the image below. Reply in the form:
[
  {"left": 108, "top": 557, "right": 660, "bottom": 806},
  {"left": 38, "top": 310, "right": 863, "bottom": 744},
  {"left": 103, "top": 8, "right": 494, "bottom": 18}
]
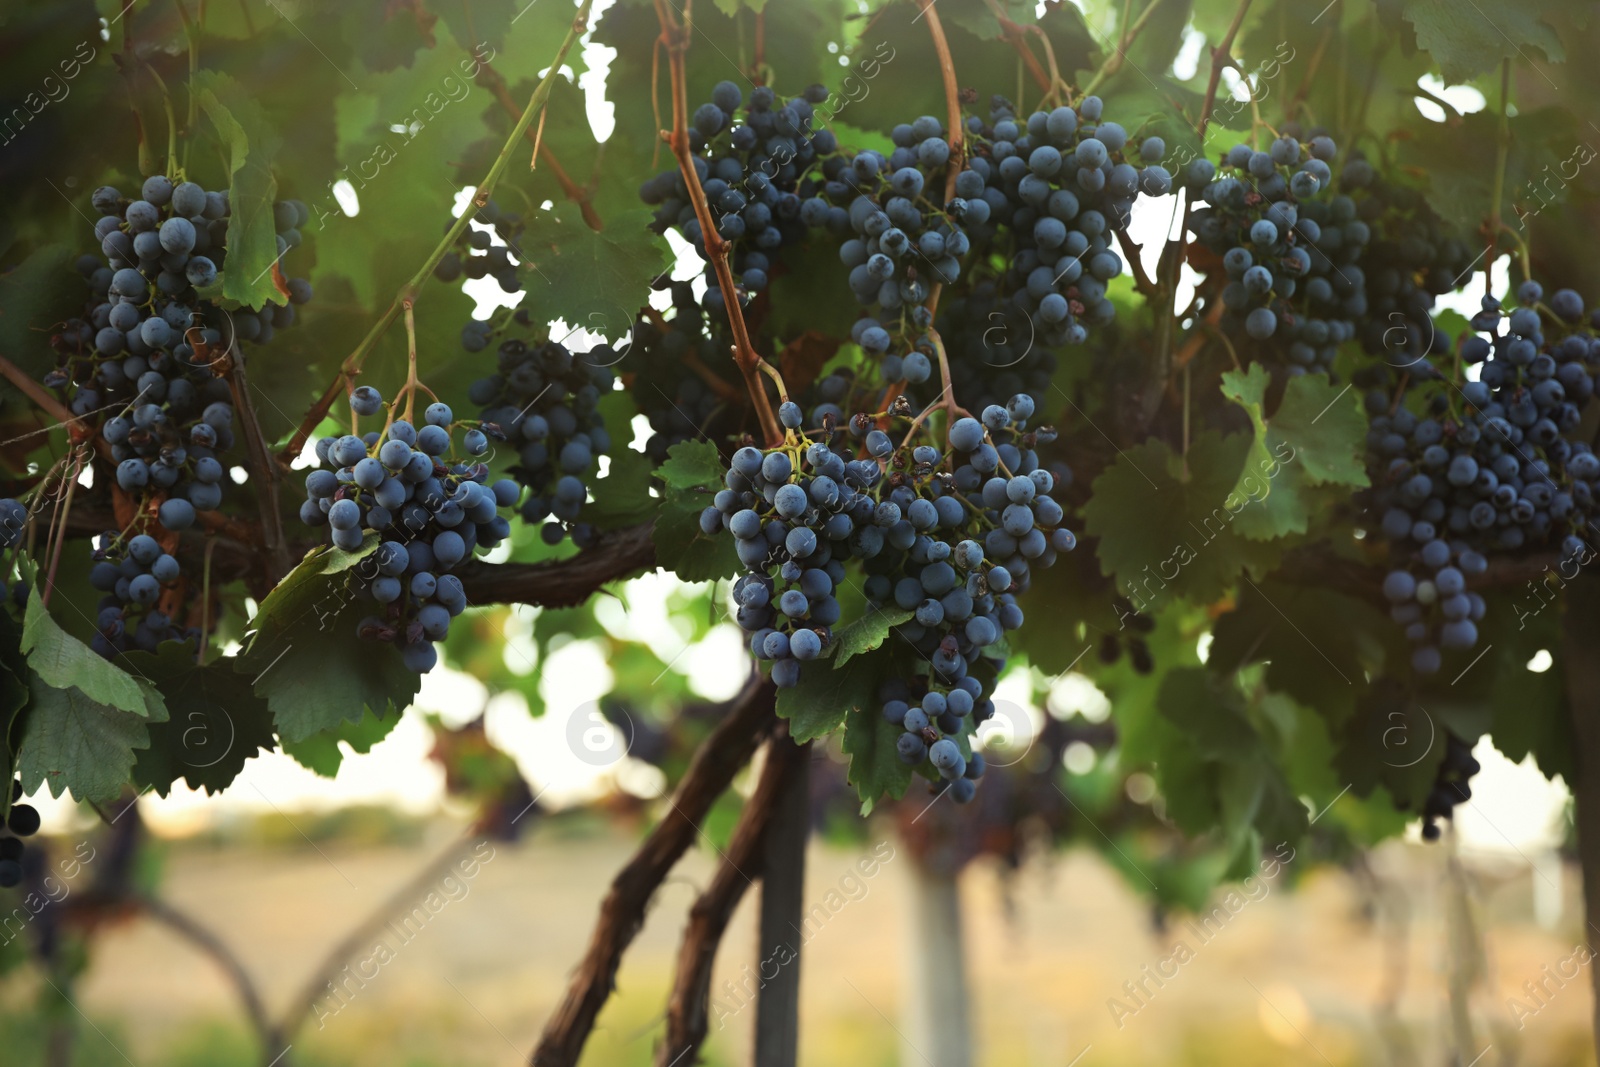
[
  {"left": 87, "top": 531, "right": 201, "bottom": 656},
  {"left": 1419, "top": 733, "right": 1481, "bottom": 841},
  {"left": 811, "top": 114, "right": 972, "bottom": 324},
  {"left": 703, "top": 391, "right": 1072, "bottom": 803},
  {"left": 467, "top": 328, "right": 613, "bottom": 546},
  {"left": 956, "top": 94, "right": 1171, "bottom": 348},
  {"left": 0, "top": 779, "right": 39, "bottom": 889},
  {"left": 433, "top": 198, "right": 524, "bottom": 294},
  {"left": 300, "top": 389, "right": 518, "bottom": 673},
  {"left": 935, "top": 280, "right": 1061, "bottom": 417},
  {"left": 50, "top": 175, "right": 315, "bottom": 537},
  {"left": 1369, "top": 281, "right": 1600, "bottom": 673},
  {"left": 1186, "top": 133, "right": 1365, "bottom": 372},
  {"left": 1337, "top": 151, "right": 1474, "bottom": 367},
  {"left": 640, "top": 81, "right": 837, "bottom": 311}
]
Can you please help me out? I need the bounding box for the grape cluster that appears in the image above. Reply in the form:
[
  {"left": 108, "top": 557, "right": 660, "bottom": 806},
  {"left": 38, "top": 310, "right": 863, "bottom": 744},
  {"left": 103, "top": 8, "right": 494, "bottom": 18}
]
[
  {"left": 88, "top": 532, "right": 202, "bottom": 657},
  {"left": 880, "top": 679, "right": 988, "bottom": 804},
  {"left": 709, "top": 430, "right": 873, "bottom": 688},
  {"left": 959, "top": 94, "right": 1171, "bottom": 348},
  {"left": 300, "top": 390, "right": 518, "bottom": 673},
  {"left": 813, "top": 115, "right": 971, "bottom": 327},
  {"left": 640, "top": 80, "right": 837, "bottom": 311},
  {"left": 467, "top": 330, "right": 613, "bottom": 546},
  {"left": 935, "top": 281, "right": 1061, "bottom": 417},
  {"left": 1419, "top": 733, "right": 1480, "bottom": 841},
  {"left": 433, "top": 198, "right": 524, "bottom": 294},
  {"left": 704, "top": 391, "right": 1072, "bottom": 803},
  {"left": 1367, "top": 281, "right": 1600, "bottom": 673},
  {"left": 48, "top": 175, "right": 314, "bottom": 639},
  {"left": 1339, "top": 152, "right": 1474, "bottom": 366},
  {"left": 1186, "top": 133, "right": 1365, "bottom": 371},
  {"left": 0, "top": 779, "right": 39, "bottom": 889}
]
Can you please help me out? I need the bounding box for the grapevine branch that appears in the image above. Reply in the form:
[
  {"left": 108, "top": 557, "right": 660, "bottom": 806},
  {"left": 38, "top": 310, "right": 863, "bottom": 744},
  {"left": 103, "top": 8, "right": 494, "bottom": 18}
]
[
  {"left": 657, "top": 726, "right": 804, "bottom": 1067},
  {"left": 1196, "top": 0, "right": 1254, "bottom": 142},
  {"left": 531, "top": 672, "right": 778, "bottom": 1067},
  {"left": 218, "top": 345, "right": 291, "bottom": 578},
  {"left": 981, "top": 0, "right": 1052, "bottom": 96},
  {"left": 276, "top": 835, "right": 480, "bottom": 1041},
  {"left": 472, "top": 57, "right": 605, "bottom": 231},
  {"left": 136, "top": 895, "right": 287, "bottom": 1064},
  {"left": 1081, "top": 0, "right": 1167, "bottom": 99},
  {"left": 278, "top": 0, "right": 596, "bottom": 465},
  {"left": 654, "top": 0, "right": 785, "bottom": 446},
  {"left": 917, "top": 0, "right": 965, "bottom": 202}
]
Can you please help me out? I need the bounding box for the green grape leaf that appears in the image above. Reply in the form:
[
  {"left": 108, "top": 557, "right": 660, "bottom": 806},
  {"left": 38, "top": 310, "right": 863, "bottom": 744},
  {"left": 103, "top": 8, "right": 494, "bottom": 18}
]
[
  {"left": 1080, "top": 431, "right": 1284, "bottom": 608},
  {"left": 1209, "top": 581, "right": 1395, "bottom": 728},
  {"left": 280, "top": 705, "right": 402, "bottom": 777},
  {"left": 842, "top": 683, "right": 912, "bottom": 813},
  {"left": 653, "top": 440, "right": 739, "bottom": 583},
  {"left": 514, "top": 208, "right": 670, "bottom": 335},
  {"left": 22, "top": 586, "right": 158, "bottom": 717},
  {"left": 1398, "top": 0, "right": 1565, "bottom": 85},
  {"left": 585, "top": 448, "right": 659, "bottom": 529},
  {"left": 429, "top": 0, "right": 516, "bottom": 53},
  {"left": 128, "top": 643, "right": 277, "bottom": 796},
  {"left": 190, "top": 71, "right": 286, "bottom": 310},
  {"left": 1271, "top": 375, "right": 1370, "bottom": 489},
  {"left": 776, "top": 650, "right": 882, "bottom": 744},
  {"left": 833, "top": 607, "right": 914, "bottom": 666},
  {"left": 235, "top": 538, "right": 418, "bottom": 743},
  {"left": 18, "top": 673, "right": 167, "bottom": 803}
]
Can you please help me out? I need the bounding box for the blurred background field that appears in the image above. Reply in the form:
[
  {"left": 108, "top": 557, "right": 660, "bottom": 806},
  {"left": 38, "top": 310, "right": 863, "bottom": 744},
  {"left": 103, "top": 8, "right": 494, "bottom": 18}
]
[{"left": 0, "top": 803, "right": 1594, "bottom": 1067}]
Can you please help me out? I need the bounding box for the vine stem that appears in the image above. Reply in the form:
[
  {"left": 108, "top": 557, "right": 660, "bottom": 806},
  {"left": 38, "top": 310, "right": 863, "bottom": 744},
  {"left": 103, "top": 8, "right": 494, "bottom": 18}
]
[
  {"left": 218, "top": 333, "right": 289, "bottom": 578},
  {"left": 982, "top": 0, "right": 1052, "bottom": 97},
  {"left": 655, "top": 0, "right": 784, "bottom": 446},
  {"left": 175, "top": 0, "right": 200, "bottom": 174},
  {"left": 199, "top": 535, "right": 216, "bottom": 663},
  {"left": 1081, "top": 0, "right": 1167, "bottom": 99},
  {"left": 917, "top": 0, "right": 965, "bottom": 202},
  {"left": 531, "top": 675, "right": 777, "bottom": 1067},
  {"left": 1488, "top": 58, "right": 1511, "bottom": 289},
  {"left": 657, "top": 728, "right": 803, "bottom": 1066},
  {"left": 278, "top": 0, "right": 595, "bottom": 465},
  {"left": 1196, "top": 0, "right": 1254, "bottom": 143},
  {"left": 401, "top": 302, "right": 421, "bottom": 425},
  {"left": 472, "top": 57, "right": 604, "bottom": 231},
  {"left": 144, "top": 64, "right": 181, "bottom": 179},
  {"left": 41, "top": 449, "right": 84, "bottom": 609}
]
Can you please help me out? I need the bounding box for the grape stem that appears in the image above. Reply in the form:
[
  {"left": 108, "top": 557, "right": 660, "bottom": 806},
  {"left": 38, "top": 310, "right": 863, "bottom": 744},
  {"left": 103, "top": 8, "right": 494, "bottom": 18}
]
[
  {"left": 1196, "top": 0, "right": 1254, "bottom": 143},
  {"left": 472, "top": 57, "right": 604, "bottom": 231},
  {"left": 982, "top": 0, "right": 1055, "bottom": 99},
  {"left": 40, "top": 448, "right": 85, "bottom": 610},
  {"left": 199, "top": 535, "right": 216, "bottom": 664},
  {"left": 917, "top": 0, "right": 966, "bottom": 203},
  {"left": 1487, "top": 58, "right": 1512, "bottom": 288},
  {"left": 1081, "top": 0, "right": 1167, "bottom": 99},
  {"left": 277, "top": 0, "right": 596, "bottom": 466},
  {"left": 144, "top": 64, "right": 181, "bottom": 181},
  {"left": 654, "top": 0, "right": 785, "bottom": 446},
  {"left": 218, "top": 334, "right": 291, "bottom": 578},
  {"left": 175, "top": 0, "right": 200, "bottom": 174}
]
